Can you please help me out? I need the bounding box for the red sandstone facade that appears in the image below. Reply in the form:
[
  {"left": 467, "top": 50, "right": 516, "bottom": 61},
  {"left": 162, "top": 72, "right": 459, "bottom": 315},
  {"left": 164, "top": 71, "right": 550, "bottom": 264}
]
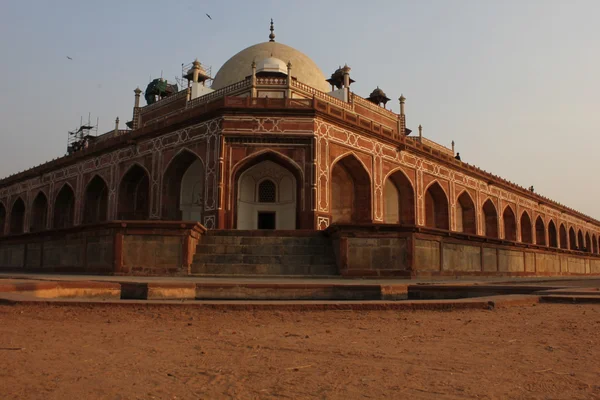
[{"left": 0, "top": 32, "right": 599, "bottom": 276}]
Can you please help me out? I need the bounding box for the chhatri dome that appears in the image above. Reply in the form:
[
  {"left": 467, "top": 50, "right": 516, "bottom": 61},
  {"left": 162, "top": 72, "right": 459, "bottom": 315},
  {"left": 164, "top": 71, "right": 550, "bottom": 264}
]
[{"left": 211, "top": 20, "right": 330, "bottom": 92}]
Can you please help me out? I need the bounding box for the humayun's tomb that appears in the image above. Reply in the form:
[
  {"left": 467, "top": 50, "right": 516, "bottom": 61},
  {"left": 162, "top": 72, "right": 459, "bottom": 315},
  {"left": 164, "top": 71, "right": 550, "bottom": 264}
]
[{"left": 0, "top": 22, "right": 599, "bottom": 278}]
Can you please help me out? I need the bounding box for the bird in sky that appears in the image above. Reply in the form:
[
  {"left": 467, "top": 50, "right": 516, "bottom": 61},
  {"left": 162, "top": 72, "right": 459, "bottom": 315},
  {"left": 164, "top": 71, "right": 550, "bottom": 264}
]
[
  {"left": 66, "top": 56, "right": 73, "bottom": 60},
  {"left": 206, "top": 13, "right": 212, "bottom": 20}
]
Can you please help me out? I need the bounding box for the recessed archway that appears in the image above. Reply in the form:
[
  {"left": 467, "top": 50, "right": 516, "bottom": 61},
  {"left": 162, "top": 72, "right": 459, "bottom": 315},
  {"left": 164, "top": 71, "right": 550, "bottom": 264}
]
[
  {"left": 593, "top": 234, "right": 598, "bottom": 254},
  {"left": 585, "top": 232, "right": 592, "bottom": 253},
  {"left": 30, "top": 191, "right": 48, "bottom": 232},
  {"left": 118, "top": 164, "right": 150, "bottom": 220},
  {"left": 577, "top": 230, "right": 584, "bottom": 252},
  {"left": 569, "top": 227, "right": 577, "bottom": 250},
  {"left": 503, "top": 206, "right": 517, "bottom": 241},
  {"left": 0, "top": 202, "right": 6, "bottom": 236},
  {"left": 162, "top": 150, "right": 205, "bottom": 222},
  {"left": 535, "top": 216, "right": 546, "bottom": 246},
  {"left": 331, "top": 154, "right": 371, "bottom": 224},
  {"left": 237, "top": 162, "right": 297, "bottom": 230},
  {"left": 9, "top": 197, "right": 25, "bottom": 234},
  {"left": 383, "top": 169, "right": 415, "bottom": 225},
  {"left": 53, "top": 184, "right": 75, "bottom": 229},
  {"left": 559, "top": 224, "right": 568, "bottom": 249},
  {"left": 424, "top": 182, "right": 449, "bottom": 230},
  {"left": 520, "top": 211, "right": 533, "bottom": 244},
  {"left": 83, "top": 175, "right": 109, "bottom": 224},
  {"left": 456, "top": 191, "right": 476, "bottom": 234},
  {"left": 482, "top": 199, "right": 498, "bottom": 238},
  {"left": 548, "top": 220, "right": 558, "bottom": 248}
]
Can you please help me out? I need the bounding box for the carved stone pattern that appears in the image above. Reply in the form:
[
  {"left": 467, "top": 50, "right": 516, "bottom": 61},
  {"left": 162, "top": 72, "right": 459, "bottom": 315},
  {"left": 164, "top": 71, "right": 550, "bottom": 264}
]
[
  {"left": 203, "top": 215, "right": 215, "bottom": 230},
  {"left": 317, "top": 216, "right": 329, "bottom": 230},
  {"left": 222, "top": 116, "right": 313, "bottom": 135},
  {"left": 0, "top": 118, "right": 221, "bottom": 224},
  {"left": 314, "top": 119, "right": 599, "bottom": 237}
]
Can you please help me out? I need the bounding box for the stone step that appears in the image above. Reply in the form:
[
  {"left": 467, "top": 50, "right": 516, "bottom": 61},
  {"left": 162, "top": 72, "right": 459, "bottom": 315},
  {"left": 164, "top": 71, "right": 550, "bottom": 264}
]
[
  {"left": 191, "top": 263, "right": 338, "bottom": 276},
  {"left": 194, "top": 244, "right": 332, "bottom": 256},
  {"left": 193, "top": 253, "right": 335, "bottom": 265},
  {"left": 205, "top": 230, "right": 323, "bottom": 237},
  {"left": 200, "top": 235, "right": 330, "bottom": 246}
]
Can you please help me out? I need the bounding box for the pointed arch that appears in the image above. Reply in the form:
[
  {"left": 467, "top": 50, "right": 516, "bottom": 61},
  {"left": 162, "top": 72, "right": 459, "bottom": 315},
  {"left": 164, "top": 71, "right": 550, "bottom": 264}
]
[
  {"left": 118, "top": 163, "right": 150, "bottom": 220},
  {"left": 383, "top": 168, "right": 415, "bottom": 225},
  {"left": 456, "top": 190, "right": 476, "bottom": 234},
  {"left": 83, "top": 175, "right": 109, "bottom": 224},
  {"left": 503, "top": 205, "right": 517, "bottom": 241},
  {"left": 520, "top": 210, "right": 532, "bottom": 244},
  {"left": 9, "top": 197, "right": 25, "bottom": 234},
  {"left": 0, "top": 201, "right": 5, "bottom": 236},
  {"left": 593, "top": 234, "right": 598, "bottom": 254},
  {"left": 331, "top": 153, "right": 372, "bottom": 223},
  {"left": 162, "top": 149, "right": 206, "bottom": 221},
  {"left": 577, "top": 229, "right": 585, "bottom": 252},
  {"left": 424, "top": 181, "right": 449, "bottom": 230},
  {"left": 548, "top": 220, "right": 558, "bottom": 248},
  {"left": 559, "top": 224, "right": 568, "bottom": 249},
  {"left": 30, "top": 191, "right": 49, "bottom": 232},
  {"left": 585, "top": 232, "right": 591, "bottom": 253},
  {"left": 535, "top": 216, "right": 546, "bottom": 246},
  {"left": 232, "top": 150, "right": 303, "bottom": 229},
  {"left": 569, "top": 227, "right": 577, "bottom": 250},
  {"left": 482, "top": 199, "right": 498, "bottom": 238},
  {"left": 53, "top": 183, "right": 75, "bottom": 229}
]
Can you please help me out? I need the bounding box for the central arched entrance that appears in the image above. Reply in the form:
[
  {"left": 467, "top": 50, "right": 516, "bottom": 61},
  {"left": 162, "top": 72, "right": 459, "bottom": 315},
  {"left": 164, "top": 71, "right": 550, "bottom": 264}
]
[{"left": 236, "top": 160, "right": 297, "bottom": 230}]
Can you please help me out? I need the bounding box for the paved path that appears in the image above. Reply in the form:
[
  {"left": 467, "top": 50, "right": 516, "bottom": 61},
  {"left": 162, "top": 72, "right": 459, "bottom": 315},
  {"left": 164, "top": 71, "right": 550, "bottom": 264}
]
[{"left": 1, "top": 272, "right": 600, "bottom": 287}]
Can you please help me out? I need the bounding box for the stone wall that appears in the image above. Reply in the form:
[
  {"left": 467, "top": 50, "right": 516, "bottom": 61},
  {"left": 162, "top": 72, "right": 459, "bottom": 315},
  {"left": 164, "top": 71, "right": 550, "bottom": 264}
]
[
  {"left": 0, "top": 221, "right": 204, "bottom": 276},
  {"left": 327, "top": 224, "right": 600, "bottom": 277}
]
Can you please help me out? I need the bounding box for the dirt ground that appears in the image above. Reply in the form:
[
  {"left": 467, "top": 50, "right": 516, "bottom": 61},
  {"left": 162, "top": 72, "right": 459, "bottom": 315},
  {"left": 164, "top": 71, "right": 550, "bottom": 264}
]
[{"left": 1, "top": 303, "right": 599, "bottom": 400}]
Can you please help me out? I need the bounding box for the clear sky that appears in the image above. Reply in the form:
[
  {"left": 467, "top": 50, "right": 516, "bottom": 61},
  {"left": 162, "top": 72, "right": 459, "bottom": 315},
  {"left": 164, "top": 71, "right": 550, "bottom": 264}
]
[{"left": 1, "top": 0, "right": 598, "bottom": 217}]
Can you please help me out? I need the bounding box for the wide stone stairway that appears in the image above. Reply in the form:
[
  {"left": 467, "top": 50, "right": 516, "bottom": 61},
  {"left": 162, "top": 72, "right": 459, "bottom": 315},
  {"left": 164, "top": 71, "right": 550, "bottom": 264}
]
[{"left": 191, "top": 230, "right": 338, "bottom": 276}]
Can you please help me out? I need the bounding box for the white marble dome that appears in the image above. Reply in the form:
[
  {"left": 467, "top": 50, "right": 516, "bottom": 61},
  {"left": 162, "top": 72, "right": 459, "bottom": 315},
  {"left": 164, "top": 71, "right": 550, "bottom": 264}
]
[{"left": 211, "top": 41, "right": 330, "bottom": 92}]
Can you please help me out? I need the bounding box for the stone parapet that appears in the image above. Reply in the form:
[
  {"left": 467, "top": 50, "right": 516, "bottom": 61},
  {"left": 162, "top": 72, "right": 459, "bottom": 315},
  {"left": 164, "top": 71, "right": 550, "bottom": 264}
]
[
  {"left": 325, "top": 224, "right": 600, "bottom": 277},
  {"left": 0, "top": 221, "right": 205, "bottom": 276}
]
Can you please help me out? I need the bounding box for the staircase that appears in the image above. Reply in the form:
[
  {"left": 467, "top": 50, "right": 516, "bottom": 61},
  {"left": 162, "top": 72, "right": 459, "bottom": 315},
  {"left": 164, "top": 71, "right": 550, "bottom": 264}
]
[{"left": 191, "top": 230, "right": 338, "bottom": 276}]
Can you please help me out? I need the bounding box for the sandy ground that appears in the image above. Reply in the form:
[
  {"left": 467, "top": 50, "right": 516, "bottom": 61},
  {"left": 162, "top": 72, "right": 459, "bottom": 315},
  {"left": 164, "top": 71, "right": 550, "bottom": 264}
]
[{"left": 1, "top": 303, "right": 599, "bottom": 400}]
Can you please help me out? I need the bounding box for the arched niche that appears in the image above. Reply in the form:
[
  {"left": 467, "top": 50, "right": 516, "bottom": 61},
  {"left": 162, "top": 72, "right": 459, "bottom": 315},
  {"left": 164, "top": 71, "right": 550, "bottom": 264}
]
[
  {"left": 383, "top": 170, "right": 415, "bottom": 225},
  {"left": 535, "top": 216, "right": 546, "bottom": 246},
  {"left": 83, "top": 175, "right": 109, "bottom": 224},
  {"left": 569, "top": 227, "right": 577, "bottom": 250},
  {"left": 503, "top": 206, "right": 517, "bottom": 241},
  {"left": 118, "top": 164, "right": 150, "bottom": 220},
  {"left": 482, "top": 199, "right": 498, "bottom": 238},
  {"left": 53, "top": 184, "right": 75, "bottom": 229},
  {"left": 10, "top": 197, "right": 25, "bottom": 234},
  {"left": 456, "top": 191, "right": 476, "bottom": 234},
  {"left": 585, "top": 232, "right": 592, "bottom": 253},
  {"left": 30, "top": 191, "right": 48, "bottom": 232},
  {"left": 520, "top": 211, "right": 532, "bottom": 244},
  {"left": 0, "top": 202, "right": 5, "bottom": 236},
  {"left": 424, "top": 182, "right": 449, "bottom": 230},
  {"left": 331, "top": 154, "right": 371, "bottom": 224},
  {"left": 162, "top": 150, "right": 205, "bottom": 222},
  {"left": 559, "top": 224, "right": 568, "bottom": 249},
  {"left": 548, "top": 220, "right": 558, "bottom": 248}
]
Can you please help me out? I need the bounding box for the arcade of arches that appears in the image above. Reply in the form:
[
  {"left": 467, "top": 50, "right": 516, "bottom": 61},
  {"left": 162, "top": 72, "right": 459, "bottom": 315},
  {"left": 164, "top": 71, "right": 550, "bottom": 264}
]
[{"left": 1, "top": 156, "right": 599, "bottom": 255}]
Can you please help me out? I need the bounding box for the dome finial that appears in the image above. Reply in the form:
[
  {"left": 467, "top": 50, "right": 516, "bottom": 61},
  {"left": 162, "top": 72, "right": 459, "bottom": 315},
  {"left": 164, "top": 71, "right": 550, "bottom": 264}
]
[{"left": 269, "top": 18, "right": 275, "bottom": 42}]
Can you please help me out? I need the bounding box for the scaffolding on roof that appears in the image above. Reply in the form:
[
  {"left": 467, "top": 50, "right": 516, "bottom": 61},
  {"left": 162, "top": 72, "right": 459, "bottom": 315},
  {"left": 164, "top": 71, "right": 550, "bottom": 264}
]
[{"left": 67, "top": 113, "right": 99, "bottom": 155}]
